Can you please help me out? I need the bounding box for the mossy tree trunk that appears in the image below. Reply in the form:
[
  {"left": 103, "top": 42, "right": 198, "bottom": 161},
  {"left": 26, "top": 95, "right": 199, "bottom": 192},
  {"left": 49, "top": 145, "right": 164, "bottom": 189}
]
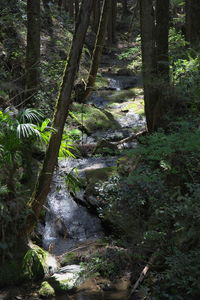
[
  {"left": 26, "top": 0, "right": 94, "bottom": 235},
  {"left": 83, "top": 0, "right": 111, "bottom": 101},
  {"left": 25, "top": 0, "right": 40, "bottom": 107}
]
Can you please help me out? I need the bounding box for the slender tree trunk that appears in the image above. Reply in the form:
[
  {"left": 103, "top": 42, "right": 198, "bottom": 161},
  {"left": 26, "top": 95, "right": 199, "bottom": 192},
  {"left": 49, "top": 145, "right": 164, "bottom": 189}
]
[
  {"left": 152, "top": 0, "right": 170, "bottom": 130},
  {"left": 26, "top": 0, "right": 94, "bottom": 234},
  {"left": 68, "top": 0, "right": 74, "bottom": 19},
  {"left": 185, "top": 0, "right": 200, "bottom": 47},
  {"left": 155, "top": 0, "right": 169, "bottom": 81},
  {"left": 107, "top": 0, "right": 117, "bottom": 48},
  {"left": 83, "top": 0, "right": 111, "bottom": 101},
  {"left": 74, "top": 0, "right": 79, "bottom": 19},
  {"left": 122, "top": 0, "right": 129, "bottom": 17},
  {"left": 25, "top": 0, "right": 40, "bottom": 107},
  {"left": 92, "top": 0, "right": 101, "bottom": 34},
  {"left": 140, "top": 0, "right": 156, "bottom": 132}
]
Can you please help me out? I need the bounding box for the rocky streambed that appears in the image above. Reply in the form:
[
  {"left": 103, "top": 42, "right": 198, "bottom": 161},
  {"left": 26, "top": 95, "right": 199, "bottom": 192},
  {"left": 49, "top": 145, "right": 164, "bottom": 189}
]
[{"left": 34, "top": 74, "right": 146, "bottom": 299}]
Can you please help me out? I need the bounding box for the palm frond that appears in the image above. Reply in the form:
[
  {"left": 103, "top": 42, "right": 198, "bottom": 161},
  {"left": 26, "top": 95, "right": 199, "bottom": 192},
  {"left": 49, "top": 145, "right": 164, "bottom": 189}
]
[
  {"left": 17, "top": 123, "right": 41, "bottom": 139},
  {"left": 18, "top": 108, "right": 44, "bottom": 124}
]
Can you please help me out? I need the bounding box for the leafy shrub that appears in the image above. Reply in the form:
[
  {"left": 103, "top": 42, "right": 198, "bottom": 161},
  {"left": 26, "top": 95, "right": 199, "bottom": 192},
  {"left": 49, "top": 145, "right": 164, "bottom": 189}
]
[
  {"left": 85, "top": 247, "right": 130, "bottom": 279},
  {"left": 95, "top": 124, "right": 200, "bottom": 298}
]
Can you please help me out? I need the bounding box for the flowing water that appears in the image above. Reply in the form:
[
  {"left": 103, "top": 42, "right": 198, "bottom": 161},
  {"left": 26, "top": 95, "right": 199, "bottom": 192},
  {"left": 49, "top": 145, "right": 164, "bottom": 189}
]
[
  {"left": 42, "top": 157, "right": 116, "bottom": 255},
  {"left": 41, "top": 75, "right": 144, "bottom": 299}
]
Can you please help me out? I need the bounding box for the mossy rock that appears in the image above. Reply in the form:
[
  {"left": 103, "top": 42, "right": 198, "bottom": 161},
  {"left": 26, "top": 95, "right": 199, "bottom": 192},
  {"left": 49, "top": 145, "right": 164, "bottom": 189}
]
[
  {"left": 60, "top": 252, "right": 79, "bottom": 266},
  {"left": 105, "top": 88, "right": 136, "bottom": 104},
  {"left": 85, "top": 166, "right": 118, "bottom": 206},
  {"left": 121, "top": 98, "right": 144, "bottom": 115},
  {"left": 23, "top": 244, "right": 48, "bottom": 280},
  {"left": 94, "top": 75, "right": 110, "bottom": 89},
  {"left": 39, "top": 281, "right": 55, "bottom": 298},
  {"left": 70, "top": 103, "right": 120, "bottom": 133},
  {"left": 23, "top": 244, "right": 58, "bottom": 280},
  {"left": 49, "top": 265, "right": 83, "bottom": 292}
]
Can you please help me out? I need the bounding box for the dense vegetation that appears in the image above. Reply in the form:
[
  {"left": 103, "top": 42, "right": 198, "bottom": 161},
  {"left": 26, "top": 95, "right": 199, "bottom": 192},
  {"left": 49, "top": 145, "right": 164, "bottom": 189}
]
[{"left": 1, "top": 0, "right": 200, "bottom": 299}]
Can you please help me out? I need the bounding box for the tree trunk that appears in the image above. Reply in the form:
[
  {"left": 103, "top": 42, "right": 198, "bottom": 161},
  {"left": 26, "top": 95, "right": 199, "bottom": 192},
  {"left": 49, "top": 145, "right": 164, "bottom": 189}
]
[
  {"left": 83, "top": 0, "right": 111, "bottom": 101},
  {"left": 185, "top": 0, "right": 200, "bottom": 47},
  {"left": 74, "top": 0, "right": 79, "bottom": 19},
  {"left": 140, "top": 0, "right": 156, "bottom": 132},
  {"left": 152, "top": 0, "right": 170, "bottom": 130},
  {"left": 68, "top": 0, "right": 74, "bottom": 19},
  {"left": 92, "top": 0, "right": 101, "bottom": 34},
  {"left": 107, "top": 0, "right": 117, "bottom": 48},
  {"left": 25, "top": 0, "right": 40, "bottom": 107},
  {"left": 140, "top": 0, "right": 170, "bottom": 131},
  {"left": 26, "top": 0, "right": 94, "bottom": 234},
  {"left": 155, "top": 0, "right": 169, "bottom": 81}
]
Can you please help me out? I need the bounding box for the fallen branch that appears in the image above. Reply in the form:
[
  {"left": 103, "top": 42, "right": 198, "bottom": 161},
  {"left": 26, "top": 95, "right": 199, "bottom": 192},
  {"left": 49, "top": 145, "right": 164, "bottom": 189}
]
[
  {"left": 113, "top": 130, "right": 146, "bottom": 146},
  {"left": 128, "top": 251, "right": 158, "bottom": 299}
]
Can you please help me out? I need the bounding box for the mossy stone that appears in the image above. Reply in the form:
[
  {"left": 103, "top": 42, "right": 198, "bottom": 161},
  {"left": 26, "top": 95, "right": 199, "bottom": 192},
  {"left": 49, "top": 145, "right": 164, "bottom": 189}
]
[
  {"left": 39, "top": 281, "right": 55, "bottom": 298},
  {"left": 70, "top": 103, "right": 120, "bottom": 133},
  {"left": 60, "top": 252, "right": 79, "bottom": 266}
]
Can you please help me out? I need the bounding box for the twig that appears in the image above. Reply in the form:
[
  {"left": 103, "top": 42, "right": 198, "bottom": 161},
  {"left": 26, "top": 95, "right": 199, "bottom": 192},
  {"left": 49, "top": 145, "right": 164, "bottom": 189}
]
[{"left": 128, "top": 251, "right": 158, "bottom": 299}]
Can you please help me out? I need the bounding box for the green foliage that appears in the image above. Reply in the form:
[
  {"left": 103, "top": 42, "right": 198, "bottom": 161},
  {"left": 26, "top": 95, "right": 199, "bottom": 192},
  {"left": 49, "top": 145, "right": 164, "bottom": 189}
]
[
  {"left": 117, "top": 36, "right": 142, "bottom": 71},
  {"left": 95, "top": 123, "right": 200, "bottom": 298},
  {"left": 85, "top": 247, "right": 129, "bottom": 279},
  {"left": 172, "top": 50, "right": 200, "bottom": 104},
  {"left": 65, "top": 167, "right": 83, "bottom": 193}
]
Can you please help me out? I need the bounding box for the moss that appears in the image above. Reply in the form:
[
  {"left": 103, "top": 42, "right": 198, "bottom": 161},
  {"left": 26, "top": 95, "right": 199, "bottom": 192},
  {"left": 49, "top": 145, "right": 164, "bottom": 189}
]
[
  {"left": 94, "top": 75, "right": 109, "bottom": 89},
  {"left": 60, "top": 252, "right": 79, "bottom": 266},
  {"left": 23, "top": 244, "right": 48, "bottom": 280},
  {"left": 70, "top": 104, "right": 120, "bottom": 133},
  {"left": 121, "top": 98, "right": 144, "bottom": 115},
  {"left": 39, "top": 281, "right": 55, "bottom": 298},
  {"left": 105, "top": 88, "right": 136, "bottom": 104}
]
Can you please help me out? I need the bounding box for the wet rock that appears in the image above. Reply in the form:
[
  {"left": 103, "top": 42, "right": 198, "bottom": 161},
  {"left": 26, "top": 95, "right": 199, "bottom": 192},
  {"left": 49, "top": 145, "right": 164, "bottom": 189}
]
[
  {"left": 117, "top": 68, "right": 136, "bottom": 76},
  {"left": 49, "top": 265, "right": 84, "bottom": 292}
]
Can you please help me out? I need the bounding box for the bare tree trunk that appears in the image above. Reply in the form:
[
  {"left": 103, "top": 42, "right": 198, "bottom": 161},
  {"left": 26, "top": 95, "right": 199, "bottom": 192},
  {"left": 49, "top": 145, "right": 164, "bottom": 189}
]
[
  {"left": 140, "top": 0, "right": 156, "bottom": 132},
  {"left": 155, "top": 0, "right": 169, "bottom": 81},
  {"left": 140, "top": 0, "right": 170, "bottom": 131},
  {"left": 74, "top": 0, "right": 79, "bottom": 19},
  {"left": 25, "top": 0, "right": 40, "bottom": 107},
  {"left": 68, "top": 0, "right": 74, "bottom": 19},
  {"left": 83, "top": 0, "right": 111, "bottom": 101},
  {"left": 26, "top": 0, "right": 94, "bottom": 234},
  {"left": 185, "top": 0, "right": 200, "bottom": 47},
  {"left": 107, "top": 0, "right": 117, "bottom": 48},
  {"left": 92, "top": 0, "right": 101, "bottom": 33},
  {"left": 152, "top": 0, "right": 170, "bottom": 130}
]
